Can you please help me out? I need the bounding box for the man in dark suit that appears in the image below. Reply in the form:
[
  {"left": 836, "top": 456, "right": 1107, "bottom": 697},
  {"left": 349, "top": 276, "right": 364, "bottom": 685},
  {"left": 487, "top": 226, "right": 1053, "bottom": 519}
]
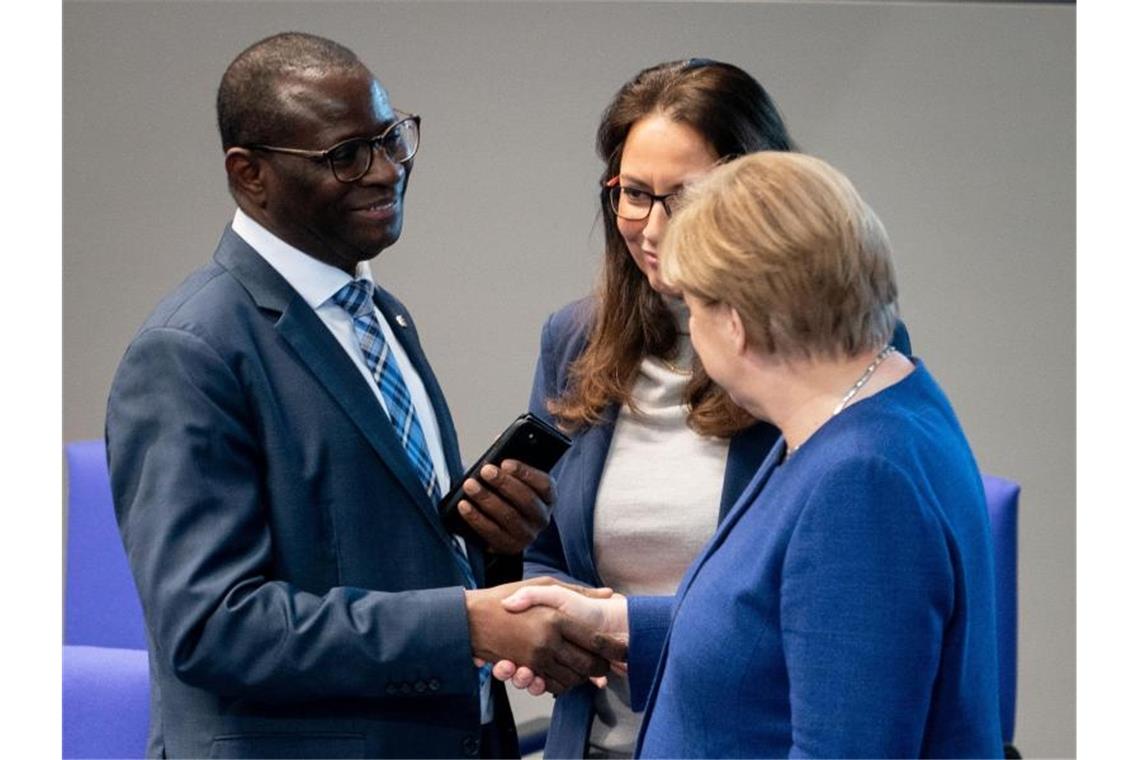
[{"left": 105, "top": 32, "right": 609, "bottom": 759}]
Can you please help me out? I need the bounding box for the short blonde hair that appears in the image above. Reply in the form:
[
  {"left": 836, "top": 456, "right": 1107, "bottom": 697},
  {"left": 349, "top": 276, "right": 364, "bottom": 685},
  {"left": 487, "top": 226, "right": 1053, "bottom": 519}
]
[{"left": 660, "top": 151, "right": 899, "bottom": 359}]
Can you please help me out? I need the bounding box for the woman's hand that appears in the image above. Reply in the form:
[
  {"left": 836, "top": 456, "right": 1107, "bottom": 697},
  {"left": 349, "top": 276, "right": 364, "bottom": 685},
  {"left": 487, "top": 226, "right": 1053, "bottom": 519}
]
[{"left": 491, "top": 585, "right": 629, "bottom": 695}]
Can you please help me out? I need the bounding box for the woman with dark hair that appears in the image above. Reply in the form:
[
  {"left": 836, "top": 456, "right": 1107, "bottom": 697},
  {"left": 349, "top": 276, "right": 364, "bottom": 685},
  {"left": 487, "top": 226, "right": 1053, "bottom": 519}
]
[{"left": 511, "top": 60, "right": 909, "bottom": 758}]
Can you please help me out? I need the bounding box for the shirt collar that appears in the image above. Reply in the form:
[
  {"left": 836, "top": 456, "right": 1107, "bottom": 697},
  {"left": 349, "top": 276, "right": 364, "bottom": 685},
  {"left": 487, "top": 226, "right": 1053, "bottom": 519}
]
[{"left": 231, "top": 208, "right": 374, "bottom": 310}]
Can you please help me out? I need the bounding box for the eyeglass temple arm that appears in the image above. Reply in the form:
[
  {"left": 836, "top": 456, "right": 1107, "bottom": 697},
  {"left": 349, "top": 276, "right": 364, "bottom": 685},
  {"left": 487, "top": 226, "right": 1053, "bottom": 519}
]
[
  {"left": 248, "top": 114, "right": 418, "bottom": 157},
  {"left": 249, "top": 144, "right": 327, "bottom": 159}
]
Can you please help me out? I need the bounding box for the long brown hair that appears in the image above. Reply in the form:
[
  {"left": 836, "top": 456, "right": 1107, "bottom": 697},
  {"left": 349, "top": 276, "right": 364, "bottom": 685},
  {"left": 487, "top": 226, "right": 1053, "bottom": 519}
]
[{"left": 547, "top": 59, "right": 795, "bottom": 437}]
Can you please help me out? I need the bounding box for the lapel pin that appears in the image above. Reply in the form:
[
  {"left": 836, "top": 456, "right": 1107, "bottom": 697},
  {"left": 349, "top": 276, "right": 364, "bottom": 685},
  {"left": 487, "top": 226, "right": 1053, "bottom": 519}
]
[{"left": 395, "top": 314, "right": 409, "bottom": 328}]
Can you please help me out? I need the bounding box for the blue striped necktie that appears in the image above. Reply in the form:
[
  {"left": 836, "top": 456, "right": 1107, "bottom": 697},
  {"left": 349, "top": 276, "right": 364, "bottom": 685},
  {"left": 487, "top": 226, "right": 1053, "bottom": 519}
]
[
  {"left": 331, "top": 279, "right": 492, "bottom": 708},
  {"left": 332, "top": 279, "right": 441, "bottom": 504}
]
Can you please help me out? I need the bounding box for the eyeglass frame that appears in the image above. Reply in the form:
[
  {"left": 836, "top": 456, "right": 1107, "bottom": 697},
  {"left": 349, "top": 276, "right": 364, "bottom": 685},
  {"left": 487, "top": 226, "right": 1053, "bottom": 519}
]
[
  {"left": 246, "top": 112, "right": 421, "bottom": 183},
  {"left": 604, "top": 177, "right": 684, "bottom": 221},
  {"left": 602, "top": 153, "right": 741, "bottom": 222}
]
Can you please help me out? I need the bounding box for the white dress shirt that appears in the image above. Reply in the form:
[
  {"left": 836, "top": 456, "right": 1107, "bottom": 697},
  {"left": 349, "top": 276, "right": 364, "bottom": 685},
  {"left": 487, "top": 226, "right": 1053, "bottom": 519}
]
[{"left": 231, "top": 209, "right": 452, "bottom": 502}]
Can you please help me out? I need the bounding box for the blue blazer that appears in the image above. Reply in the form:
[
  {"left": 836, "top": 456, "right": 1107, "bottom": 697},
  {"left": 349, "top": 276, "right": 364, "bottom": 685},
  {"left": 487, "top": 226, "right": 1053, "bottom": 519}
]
[
  {"left": 106, "top": 227, "right": 518, "bottom": 759},
  {"left": 523, "top": 299, "right": 911, "bottom": 758},
  {"left": 626, "top": 362, "right": 1003, "bottom": 758}
]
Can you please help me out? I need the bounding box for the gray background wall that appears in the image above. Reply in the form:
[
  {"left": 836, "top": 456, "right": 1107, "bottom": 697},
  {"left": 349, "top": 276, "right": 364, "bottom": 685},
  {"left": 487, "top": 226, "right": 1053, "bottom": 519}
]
[{"left": 63, "top": 1, "right": 1074, "bottom": 756}]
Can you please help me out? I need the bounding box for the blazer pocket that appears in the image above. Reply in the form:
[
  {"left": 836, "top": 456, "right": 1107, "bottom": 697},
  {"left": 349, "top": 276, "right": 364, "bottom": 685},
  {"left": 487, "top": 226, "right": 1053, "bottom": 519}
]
[{"left": 208, "top": 732, "right": 366, "bottom": 759}]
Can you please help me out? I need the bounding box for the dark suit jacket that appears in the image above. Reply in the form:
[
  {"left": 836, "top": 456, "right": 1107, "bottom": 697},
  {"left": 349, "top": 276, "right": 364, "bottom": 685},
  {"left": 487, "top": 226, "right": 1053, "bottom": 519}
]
[
  {"left": 521, "top": 299, "right": 911, "bottom": 758},
  {"left": 105, "top": 227, "right": 517, "bottom": 759}
]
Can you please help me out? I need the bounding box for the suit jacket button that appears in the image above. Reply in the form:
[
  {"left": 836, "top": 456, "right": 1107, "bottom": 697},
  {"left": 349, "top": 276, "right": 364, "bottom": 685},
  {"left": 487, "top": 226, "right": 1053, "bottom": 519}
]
[
  {"left": 414, "top": 680, "right": 427, "bottom": 693},
  {"left": 428, "top": 678, "right": 441, "bottom": 691},
  {"left": 462, "top": 736, "right": 480, "bottom": 756}
]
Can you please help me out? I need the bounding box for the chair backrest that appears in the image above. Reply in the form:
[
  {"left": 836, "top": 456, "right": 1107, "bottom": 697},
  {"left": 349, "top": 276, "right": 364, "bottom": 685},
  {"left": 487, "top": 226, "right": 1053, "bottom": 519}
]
[
  {"left": 981, "top": 473, "right": 1019, "bottom": 746},
  {"left": 64, "top": 440, "right": 147, "bottom": 650}
]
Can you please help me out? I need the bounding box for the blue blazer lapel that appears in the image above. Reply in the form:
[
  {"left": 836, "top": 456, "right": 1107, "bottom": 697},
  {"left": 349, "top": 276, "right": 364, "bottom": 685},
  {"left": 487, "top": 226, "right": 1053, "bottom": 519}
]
[
  {"left": 371, "top": 287, "right": 464, "bottom": 481},
  {"left": 676, "top": 438, "right": 786, "bottom": 600},
  {"left": 370, "top": 285, "right": 481, "bottom": 577},
  {"left": 721, "top": 421, "right": 783, "bottom": 520},
  {"left": 556, "top": 404, "right": 618, "bottom": 586},
  {"left": 214, "top": 229, "right": 456, "bottom": 550},
  {"left": 635, "top": 438, "right": 787, "bottom": 754}
]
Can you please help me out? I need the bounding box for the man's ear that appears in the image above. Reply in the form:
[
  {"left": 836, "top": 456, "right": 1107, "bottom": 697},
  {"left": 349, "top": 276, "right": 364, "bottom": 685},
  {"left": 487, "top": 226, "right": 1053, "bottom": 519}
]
[
  {"left": 727, "top": 305, "right": 748, "bottom": 355},
  {"left": 224, "top": 148, "right": 268, "bottom": 207}
]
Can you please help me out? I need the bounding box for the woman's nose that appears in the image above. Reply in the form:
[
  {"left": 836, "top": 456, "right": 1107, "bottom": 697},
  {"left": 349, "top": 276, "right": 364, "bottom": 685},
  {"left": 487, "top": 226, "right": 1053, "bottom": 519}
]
[{"left": 643, "top": 201, "right": 670, "bottom": 245}]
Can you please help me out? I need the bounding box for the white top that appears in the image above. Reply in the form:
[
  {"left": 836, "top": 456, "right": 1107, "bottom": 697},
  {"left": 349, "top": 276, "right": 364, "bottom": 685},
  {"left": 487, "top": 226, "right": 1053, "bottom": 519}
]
[
  {"left": 232, "top": 209, "right": 451, "bottom": 498},
  {"left": 589, "top": 298, "right": 730, "bottom": 755}
]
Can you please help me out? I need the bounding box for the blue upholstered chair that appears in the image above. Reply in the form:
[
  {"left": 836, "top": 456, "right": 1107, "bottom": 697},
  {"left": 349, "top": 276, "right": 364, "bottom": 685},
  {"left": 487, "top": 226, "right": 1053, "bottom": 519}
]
[
  {"left": 982, "top": 474, "right": 1020, "bottom": 758},
  {"left": 64, "top": 440, "right": 150, "bottom": 759},
  {"left": 65, "top": 440, "right": 147, "bottom": 650},
  {"left": 63, "top": 645, "right": 150, "bottom": 759}
]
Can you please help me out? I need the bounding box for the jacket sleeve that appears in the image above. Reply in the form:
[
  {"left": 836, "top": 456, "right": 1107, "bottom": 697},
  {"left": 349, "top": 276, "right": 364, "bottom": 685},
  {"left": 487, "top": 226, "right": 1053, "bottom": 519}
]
[
  {"left": 780, "top": 458, "right": 953, "bottom": 758},
  {"left": 106, "top": 326, "right": 477, "bottom": 703},
  {"left": 626, "top": 595, "right": 675, "bottom": 713}
]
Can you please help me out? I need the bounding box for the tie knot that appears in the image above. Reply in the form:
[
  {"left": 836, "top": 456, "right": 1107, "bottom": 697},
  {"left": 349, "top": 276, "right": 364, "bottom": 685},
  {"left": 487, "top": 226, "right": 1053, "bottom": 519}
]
[{"left": 331, "top": 279, "right": 375, "bottom": 319}]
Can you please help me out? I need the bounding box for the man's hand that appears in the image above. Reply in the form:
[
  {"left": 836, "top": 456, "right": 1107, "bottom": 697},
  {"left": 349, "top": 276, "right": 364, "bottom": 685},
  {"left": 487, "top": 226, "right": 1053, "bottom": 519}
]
[
  {"left": 458, "top": 459, "right": 554, "bottom": 553},
  {"left": 502, "top": 583, "right": 629, "bottom": 635},
  {"left": 492, "top": 584, "right": 630, "bottom": 696},
  {"left": 465, "top": 578, "right": 625, "bottom": 695}
]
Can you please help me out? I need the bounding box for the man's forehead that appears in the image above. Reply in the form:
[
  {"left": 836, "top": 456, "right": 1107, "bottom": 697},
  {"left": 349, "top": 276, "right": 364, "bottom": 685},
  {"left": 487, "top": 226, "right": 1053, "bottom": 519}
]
[
  {"left": 365, "top": 78, "right": 394, "bottom": 115},
  {"left": 273, "top": 68, "right": 395, "bottom": 124}
]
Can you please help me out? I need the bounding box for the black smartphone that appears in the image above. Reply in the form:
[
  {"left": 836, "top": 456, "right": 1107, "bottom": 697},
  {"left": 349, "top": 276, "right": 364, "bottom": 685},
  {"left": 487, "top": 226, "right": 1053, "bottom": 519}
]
[{"left": 439, "top": 412, "right": 572, "bottom": 539}]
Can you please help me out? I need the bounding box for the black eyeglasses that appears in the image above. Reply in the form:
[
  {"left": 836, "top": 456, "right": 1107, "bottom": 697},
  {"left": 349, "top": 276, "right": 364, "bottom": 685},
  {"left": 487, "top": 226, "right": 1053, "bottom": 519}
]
[
  {"left": 249, "top": 112, "right": 421, "bottom": 183},
  {"left": 606, "top": 183, "right": 684, "bottom": 221},
  {"left": 604, "top": 154, "right": 740, "bottom": 222}
]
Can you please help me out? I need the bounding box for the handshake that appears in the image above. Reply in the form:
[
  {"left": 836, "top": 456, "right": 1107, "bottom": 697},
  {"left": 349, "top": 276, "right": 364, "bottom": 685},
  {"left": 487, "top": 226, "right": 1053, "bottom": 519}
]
[{"left": 464, "top": 578, "right": 630, "bottom": 695}]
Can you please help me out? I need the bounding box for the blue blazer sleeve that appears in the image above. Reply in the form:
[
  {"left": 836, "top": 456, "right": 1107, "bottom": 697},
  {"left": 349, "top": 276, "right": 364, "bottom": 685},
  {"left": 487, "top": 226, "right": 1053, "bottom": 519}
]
[
  {"left": 626, "top": 595, "right": 675, "bottom": 713},
  {"left": 107, "top": 326, "right": 475, "bottom": 703},
  {"left": 780, "top": 457, "right": 953, "bottom": 758}
]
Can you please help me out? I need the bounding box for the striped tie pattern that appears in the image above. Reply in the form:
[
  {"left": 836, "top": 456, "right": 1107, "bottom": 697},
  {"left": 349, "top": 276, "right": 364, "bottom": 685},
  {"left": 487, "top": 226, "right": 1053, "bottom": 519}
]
[
  {"left": 332, "top": 279, "right": 440, "bottom": 503},
  {"left": 331, "top": 279, "right": 491, "bottom": 707}
]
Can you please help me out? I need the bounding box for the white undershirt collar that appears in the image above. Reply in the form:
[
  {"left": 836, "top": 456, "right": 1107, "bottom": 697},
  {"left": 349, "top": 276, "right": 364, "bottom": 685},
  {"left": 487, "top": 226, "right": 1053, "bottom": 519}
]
[{"left": 231, "top": 207, "right": 370, "bottom": 308}]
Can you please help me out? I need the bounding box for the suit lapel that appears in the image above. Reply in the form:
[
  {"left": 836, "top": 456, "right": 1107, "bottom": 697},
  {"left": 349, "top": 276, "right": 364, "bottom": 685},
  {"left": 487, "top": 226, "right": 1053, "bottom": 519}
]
[
  {"left": 720, "top": 421, "right": 783, "bottom": 521},
  {"left": 370, "top": 285, "right": 482, "bottom": 579},
  {"left": 559, "top": 404, "right": 618, "bottom": 586},
  {"left": 636, "top": 438, "right": 787, "bottom": 752},
  {"left": 675, "top": 439, "right": 785, "bottom": 600},
  {"left": 214, "top": 229, "right": 456, "bottom": 550},
  {"left": 371, "top": 287, "right": 464, "bottom": 480}
]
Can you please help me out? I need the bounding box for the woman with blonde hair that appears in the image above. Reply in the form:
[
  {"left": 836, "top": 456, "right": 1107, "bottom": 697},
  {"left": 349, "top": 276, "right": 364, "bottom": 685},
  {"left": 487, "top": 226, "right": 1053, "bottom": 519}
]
[{"left": 502, "top": 151, "right": 1001, "bottom": 758}]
